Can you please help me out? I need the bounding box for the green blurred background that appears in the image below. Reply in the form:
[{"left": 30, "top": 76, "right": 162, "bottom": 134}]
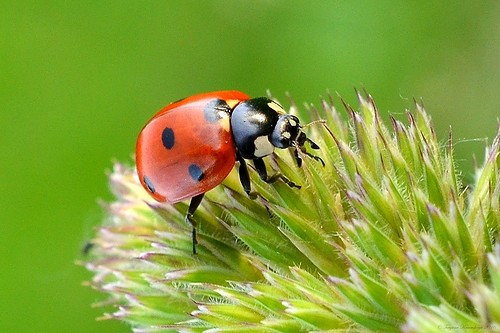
[{"left": 2, "top": 1, "right": 499, "bottom": 332}]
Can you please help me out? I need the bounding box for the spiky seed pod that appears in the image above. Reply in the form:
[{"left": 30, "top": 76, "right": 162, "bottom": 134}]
[{"left": 83, "top": 92, "right": 500, "bottom": 332}]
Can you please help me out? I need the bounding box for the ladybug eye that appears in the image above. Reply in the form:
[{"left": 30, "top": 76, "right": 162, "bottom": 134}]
[{"left": 271, "top": 115, "right": 301, "bottom": 148}]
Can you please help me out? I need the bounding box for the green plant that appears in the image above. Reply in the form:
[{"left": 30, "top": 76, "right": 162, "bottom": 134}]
[{"left": 83, "top": 92, "right": 500, "bottom": 332}]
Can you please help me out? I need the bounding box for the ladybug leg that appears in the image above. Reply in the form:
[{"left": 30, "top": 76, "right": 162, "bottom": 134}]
[
  {"left": 293, "top": 148, "right": 303, "bottom": 168},
  {"left": 294, "top": 140, "right": 325, "bottom": 167},
  {"left": 307, "top": 137, "right": 321, "bottom": 150},
  {"left": 236, "top": 153, "right": 258, "bottom": 199},
  {"left": 301, "top": 143, "right": 325, "bottom": 166},
  {"left": 253, "top": 158, "right": 301, "bottom": 189},
  {"left": 186, "top": 193, "right": 204, "bottom": 254},
  {"left": 252, "top": 158, "right": 268, "bottom": 181}
]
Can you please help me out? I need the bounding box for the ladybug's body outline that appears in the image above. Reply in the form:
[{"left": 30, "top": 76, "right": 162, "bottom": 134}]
[{"left": 136, "top": 90, "right": 322, "bottom": 253}]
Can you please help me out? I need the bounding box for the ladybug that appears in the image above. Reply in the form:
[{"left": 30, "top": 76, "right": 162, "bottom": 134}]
[{"left": 136, "top": 90, "right": 323, "bottom": 253}]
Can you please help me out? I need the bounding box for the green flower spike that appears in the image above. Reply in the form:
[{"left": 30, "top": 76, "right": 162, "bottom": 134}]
[{"left": 83, "top": 92, "right": 500, "bottom": 332}]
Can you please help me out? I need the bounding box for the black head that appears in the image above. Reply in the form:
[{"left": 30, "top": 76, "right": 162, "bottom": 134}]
[
  {"left": 270, "top": 114, "right": 301, "bottom": 148},
  {"left": 270, "top": 113, "right": 324, "bottom": 167}
]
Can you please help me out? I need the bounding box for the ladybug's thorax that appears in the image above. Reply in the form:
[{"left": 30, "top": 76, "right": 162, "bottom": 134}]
[{"left": 230, "top": 97, "right": 301, "bottom": 159}]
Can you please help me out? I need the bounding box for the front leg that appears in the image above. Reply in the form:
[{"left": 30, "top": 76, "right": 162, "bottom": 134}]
[
  {"left": 293, "top": 139, "right": 325, "bottom": 167},
  {"left": 253, "top": 157, "right": 301, "bottom": 189}
]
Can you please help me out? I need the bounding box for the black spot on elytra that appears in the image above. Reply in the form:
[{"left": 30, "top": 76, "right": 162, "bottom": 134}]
[
  {"left": 162, "top": 127, "right": 175, "bottom": 149},
  {"left": 143, "top": 176, "right": 156, "bottom": 193},
  {"left": 204, "top": 99, "right": 231, "bottom": 123},
  {"left": 188, "top": 164, "right": 204, "bottom": 182}
]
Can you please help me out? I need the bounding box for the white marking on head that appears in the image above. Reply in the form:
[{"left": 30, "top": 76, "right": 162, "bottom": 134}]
[
  {"left": 282, "top": 131, "right": 291, "bottom": 139},
  {"left": 288, "top": 118, "right": 297, "bottom": 127},
  {"left": 254, "top": 136, "right": 275, "bottom": 157},
  {"left": 268, "top": 101, "right": 285, "bottom": 114}
]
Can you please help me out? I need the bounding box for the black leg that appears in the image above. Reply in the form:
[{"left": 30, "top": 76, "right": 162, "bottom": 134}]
[
  {"left": 253, "top": 158, "right": 268, "bottom": 181},
  {"left": 186, "top": 193, "right": 204, "bottom": 254},
  {"left": 236, "top": 153, "right": 252, "bottom": 195},
  {"left": 293, "top": 148, "right": 303, "bottom": 167},
  {"left": 301, "top": 141, "right": 325, "bottom": 167},
  {"left": 307, "top": 137, "right": 320, "bottom": 150},
  {"left": 255, "top": 157, "right": 301, "bottom": 189},
  {"left": 294, "top": 140, "right": 325, "bottom": 167}
]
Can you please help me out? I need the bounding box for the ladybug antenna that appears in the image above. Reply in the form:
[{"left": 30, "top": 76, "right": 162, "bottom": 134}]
[
  {"left": 299, "top": 119, "right": 324, "bottom": 152},
  {"left": 295, "top": 141, "right": 325, "bottom": 167},
  {"left": 301, "top": 119, "right": 326, "bottom": 129},
  {"left": 300, "top": 119, "right": 326, "bottom": 150}
]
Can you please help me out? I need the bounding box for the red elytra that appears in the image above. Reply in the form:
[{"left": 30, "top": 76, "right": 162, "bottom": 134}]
[{"left": 136, "top": 90, "right": 249, "bottom": 203}]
